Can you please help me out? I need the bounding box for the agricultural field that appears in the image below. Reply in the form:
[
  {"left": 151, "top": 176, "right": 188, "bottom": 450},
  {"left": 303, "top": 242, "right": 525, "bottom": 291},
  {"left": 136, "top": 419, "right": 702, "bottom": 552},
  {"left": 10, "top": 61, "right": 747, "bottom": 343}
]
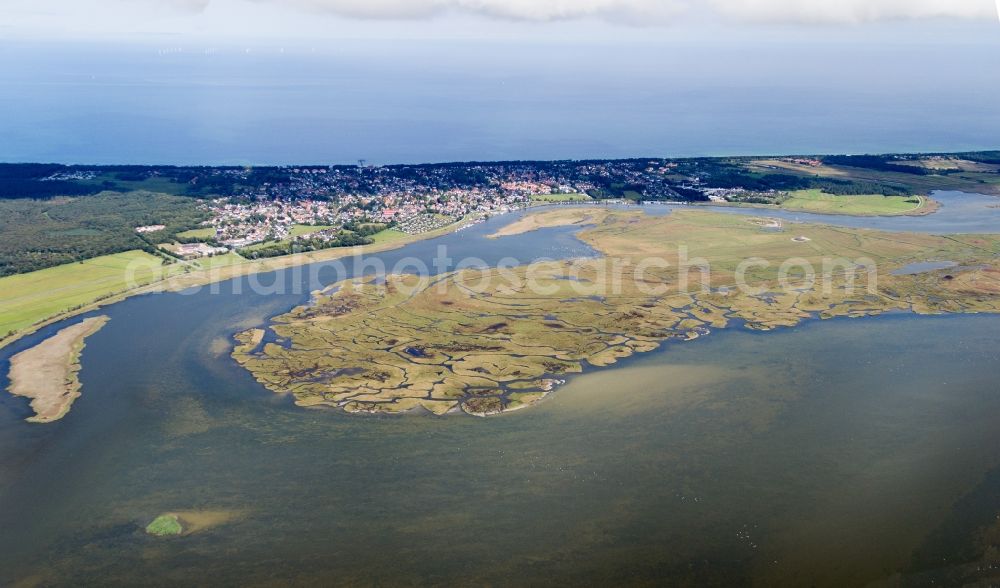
[
  {"left": 0, "top": 250, "right": 182, "bottom": 337},
  {"left": 233, "top": 208, "right": 1000, "bottom": 417}
]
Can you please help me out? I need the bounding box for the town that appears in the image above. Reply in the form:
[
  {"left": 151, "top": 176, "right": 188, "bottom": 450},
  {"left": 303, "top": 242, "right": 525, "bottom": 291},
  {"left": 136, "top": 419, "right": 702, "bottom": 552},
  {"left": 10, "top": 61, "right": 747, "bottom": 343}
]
[
  {"left": 5, "top": 152, "right": 961, "bottom": 266},
  {"left": 176, "top": 178, "right": 533, "bottom": 257},
  {"left": 105, "top": 154, "right": 938, "bottom": 258}
]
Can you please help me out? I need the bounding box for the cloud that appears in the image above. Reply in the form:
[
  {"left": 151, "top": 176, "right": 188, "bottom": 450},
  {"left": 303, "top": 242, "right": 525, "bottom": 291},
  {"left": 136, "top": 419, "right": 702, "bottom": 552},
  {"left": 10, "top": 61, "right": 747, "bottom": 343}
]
[
  {"left": 245, "top": 0, "right": 997, "bottom": 23},
  {"left": 133, "top": 0, "right": 211, "bottom": 13},
  {"left": 710, "top": 0, "right": 998, "bottom": 25},
  {"left": 266, "top": 0, "right": 685, "bottom": 22},
  {"left": 3, "top": 0, "right": 995, "bottom": 40}
]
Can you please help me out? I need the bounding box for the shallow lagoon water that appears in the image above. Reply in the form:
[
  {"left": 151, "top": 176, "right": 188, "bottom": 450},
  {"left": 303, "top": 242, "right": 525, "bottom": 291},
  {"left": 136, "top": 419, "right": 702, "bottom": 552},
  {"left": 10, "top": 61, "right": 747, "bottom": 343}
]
[{"left": 2, "top": 198, "right": 1000, "bottom": 586}]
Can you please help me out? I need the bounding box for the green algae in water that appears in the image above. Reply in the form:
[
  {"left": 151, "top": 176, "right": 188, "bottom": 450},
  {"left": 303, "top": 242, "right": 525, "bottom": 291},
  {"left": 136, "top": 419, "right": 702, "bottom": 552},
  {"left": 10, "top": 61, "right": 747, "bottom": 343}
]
[{"left": 145, "top": 514, "right": 183, "bottom": 537}]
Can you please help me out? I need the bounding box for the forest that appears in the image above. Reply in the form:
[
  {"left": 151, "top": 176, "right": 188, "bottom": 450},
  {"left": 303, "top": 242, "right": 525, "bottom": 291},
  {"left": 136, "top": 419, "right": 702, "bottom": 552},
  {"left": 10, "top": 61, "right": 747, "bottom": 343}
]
[{"left": 0, "top": 192, "right": 207, "bottom": 277}]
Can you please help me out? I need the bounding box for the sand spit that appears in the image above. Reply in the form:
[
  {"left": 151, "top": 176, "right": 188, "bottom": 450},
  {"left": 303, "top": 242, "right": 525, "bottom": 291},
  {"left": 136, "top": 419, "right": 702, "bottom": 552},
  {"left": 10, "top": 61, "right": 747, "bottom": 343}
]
[{"left": 7, "top": 316, "right": 110, "bottom": 423}]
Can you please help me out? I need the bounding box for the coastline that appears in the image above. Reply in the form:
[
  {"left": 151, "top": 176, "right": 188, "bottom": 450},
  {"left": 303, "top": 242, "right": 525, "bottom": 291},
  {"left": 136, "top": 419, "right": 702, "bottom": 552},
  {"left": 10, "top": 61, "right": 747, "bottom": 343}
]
[{"left": 0, "top": 216, "right": 477, "bottom": 353}]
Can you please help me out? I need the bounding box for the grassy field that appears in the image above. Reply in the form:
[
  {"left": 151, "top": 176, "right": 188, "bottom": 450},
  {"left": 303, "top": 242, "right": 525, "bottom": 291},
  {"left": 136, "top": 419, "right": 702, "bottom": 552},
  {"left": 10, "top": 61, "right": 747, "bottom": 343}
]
[
  {"left": 175, "top": 227, "right": 216, "bottom": 239},
  {"left": 369, "top": 228, "right": 410, "bottom": 244},
  {"left": 186, "top": 252, "right": 246, "bottom": 270},
  {"left": 530, "top": 193, "right": 592, "bottom": 202},
  {"left": 778, "top": 190, "right": 925, "bottom": 215},
  {"left": 0, "top": 250, "right": 184, "bottom": 336}
]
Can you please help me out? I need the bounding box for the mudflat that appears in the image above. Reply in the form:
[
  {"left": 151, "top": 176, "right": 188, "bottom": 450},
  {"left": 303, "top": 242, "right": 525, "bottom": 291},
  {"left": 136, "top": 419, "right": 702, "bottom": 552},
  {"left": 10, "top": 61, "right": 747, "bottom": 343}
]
[{"left": 7, "top": 316, "right": 110, "bottom": 423}]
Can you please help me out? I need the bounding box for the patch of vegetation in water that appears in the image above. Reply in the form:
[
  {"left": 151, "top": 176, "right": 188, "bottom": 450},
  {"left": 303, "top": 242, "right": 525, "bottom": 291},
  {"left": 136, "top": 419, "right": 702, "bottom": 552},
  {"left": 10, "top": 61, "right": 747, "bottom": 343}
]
[{"left": 145, "top": 514, "right": 183, "bottom": 537}]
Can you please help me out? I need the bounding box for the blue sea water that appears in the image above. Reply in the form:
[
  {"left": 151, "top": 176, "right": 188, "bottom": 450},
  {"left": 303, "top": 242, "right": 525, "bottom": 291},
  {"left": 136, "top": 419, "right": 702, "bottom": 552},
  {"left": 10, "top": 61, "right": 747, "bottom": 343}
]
[{"left": 1, "top": 35, "right": 999, "bottom": 166}]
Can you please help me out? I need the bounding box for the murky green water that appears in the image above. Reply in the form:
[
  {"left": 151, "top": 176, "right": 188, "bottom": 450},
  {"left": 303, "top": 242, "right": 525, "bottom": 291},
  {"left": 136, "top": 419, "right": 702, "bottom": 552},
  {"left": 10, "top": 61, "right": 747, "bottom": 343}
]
[
  {"left": 2, "top": 204, "right": 1000, "bottom": 587},
  {"left": 3, "top": 311, "right": 1000, "bottom": 586}
]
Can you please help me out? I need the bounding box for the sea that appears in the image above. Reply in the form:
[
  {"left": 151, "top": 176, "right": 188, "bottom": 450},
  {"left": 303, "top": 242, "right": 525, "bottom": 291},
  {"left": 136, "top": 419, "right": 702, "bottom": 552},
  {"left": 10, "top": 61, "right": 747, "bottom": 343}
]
[{"left": 1, "top": 35, "right": 999, "bottom": 166}]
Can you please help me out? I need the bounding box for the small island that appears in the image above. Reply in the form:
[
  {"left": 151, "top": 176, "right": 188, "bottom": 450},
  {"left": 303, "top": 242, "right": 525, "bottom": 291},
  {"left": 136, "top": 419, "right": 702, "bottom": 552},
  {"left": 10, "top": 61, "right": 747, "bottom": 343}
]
[
  {"left": 232, "top": 209, "right": 1000, "bottom": 416},
  {"left": 146, "top": 514, "right": 183, "bottom": 537},
  {"left": 145, "top": 510, "right": 241, "bottom": 538},
  {"left": 6, "top": 316, "right": 110, "bottom": 423}
]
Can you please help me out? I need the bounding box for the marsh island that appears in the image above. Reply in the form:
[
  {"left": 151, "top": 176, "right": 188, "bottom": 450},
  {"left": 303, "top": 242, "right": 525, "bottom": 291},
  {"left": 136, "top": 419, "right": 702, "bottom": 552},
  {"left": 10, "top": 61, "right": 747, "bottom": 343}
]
[{"left": 233, "top": 209, "right": 1000, "bottom": 416}]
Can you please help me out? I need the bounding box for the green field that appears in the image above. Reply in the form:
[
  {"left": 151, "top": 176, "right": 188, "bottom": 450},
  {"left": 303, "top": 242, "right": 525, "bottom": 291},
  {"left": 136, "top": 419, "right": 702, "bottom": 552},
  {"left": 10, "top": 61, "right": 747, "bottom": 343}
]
[
  {"left": 186, "top": 252, "right": 246, "bottom": 270},
  {"left": 175, "top": 227, "right": 216, "bottom": 240},
  {"left": 530, "top": 193, "right": 592, "bottom": 202},
  {"left": 369, "top": 228, "right": 409, "bottom": 244},
  {"left": 779, "top": 190, "right": 925, "bottom": 216},
  {"left": 0, "top": 251, "right": 180, "bottom": 336}
]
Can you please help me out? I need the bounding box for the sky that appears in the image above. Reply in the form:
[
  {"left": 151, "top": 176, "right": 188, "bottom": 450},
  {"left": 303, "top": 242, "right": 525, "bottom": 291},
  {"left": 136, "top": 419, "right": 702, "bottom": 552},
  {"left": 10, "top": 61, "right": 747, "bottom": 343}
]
[{"left": 1, "top": 0, "right": 998, "bottom": 42}]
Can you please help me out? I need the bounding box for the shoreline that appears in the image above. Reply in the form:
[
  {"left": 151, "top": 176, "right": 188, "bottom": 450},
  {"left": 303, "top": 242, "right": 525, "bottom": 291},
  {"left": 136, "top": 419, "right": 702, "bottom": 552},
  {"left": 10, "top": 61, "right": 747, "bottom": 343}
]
[{"left": 0, "top": 216, "right": 480, "bottom": 353}]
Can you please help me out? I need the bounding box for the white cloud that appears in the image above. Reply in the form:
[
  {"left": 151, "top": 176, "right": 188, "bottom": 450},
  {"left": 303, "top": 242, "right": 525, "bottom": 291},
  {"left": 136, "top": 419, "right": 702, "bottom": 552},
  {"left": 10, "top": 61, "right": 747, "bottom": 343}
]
[
  {"left": 266, "top": 0, "right": 685, "bottom": 22},
  {"left": 253, "top": 0, "right": 996, "bottom": 23},
  {"left": 710, "top": 0, "right": 997, "bottom": 25},
  {"left": 1, "top": 0, "right": 996, "bottom": 41}
]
